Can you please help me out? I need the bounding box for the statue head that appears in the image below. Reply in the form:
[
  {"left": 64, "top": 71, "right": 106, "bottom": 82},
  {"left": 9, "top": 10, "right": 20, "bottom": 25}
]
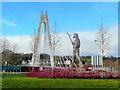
[{"left": 73, "top": 33, "right": 78, "bottom": 38}]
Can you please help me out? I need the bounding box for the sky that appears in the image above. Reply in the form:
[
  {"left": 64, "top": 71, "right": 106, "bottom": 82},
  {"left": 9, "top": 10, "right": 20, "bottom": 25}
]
[
  {"left": 2, "top": 2, "right": 118, "bottom": 35},
  {"left": 1, "top": 2, "right": 118, "bottom": 56},
  {"left": 1, "top": 0, "right": 119, "bottom": 2}
]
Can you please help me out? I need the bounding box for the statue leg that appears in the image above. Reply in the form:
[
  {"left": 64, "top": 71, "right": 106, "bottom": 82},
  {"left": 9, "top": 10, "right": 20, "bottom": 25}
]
[
  {"left": 75, "top": 52, "right": 83, "bottom": 67},
  {"left": 72, "top": 51, "right": 76, "bottom": 67}
]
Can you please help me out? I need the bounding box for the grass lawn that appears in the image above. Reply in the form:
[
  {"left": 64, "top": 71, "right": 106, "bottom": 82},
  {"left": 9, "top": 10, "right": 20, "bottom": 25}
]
[
  {"left": 0, "top": 72, "right": 7, "bottom": 74},
  {"left": 2, "top": 75, "right": 119, "bottom": 89}
]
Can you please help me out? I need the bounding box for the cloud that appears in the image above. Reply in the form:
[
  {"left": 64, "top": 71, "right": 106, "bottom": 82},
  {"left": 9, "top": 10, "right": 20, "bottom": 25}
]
[
  {"left": 56, "top": 25, "right": 118, "bottom": 56},
  {"left": 0, "top": 19, "right": 17, "bottom": 26},
  {"left": 4, "top": 35, "right": 31, "bottom": 53},
  {"left": 2, "top": 25, "right": 118, "bottom": 56}
]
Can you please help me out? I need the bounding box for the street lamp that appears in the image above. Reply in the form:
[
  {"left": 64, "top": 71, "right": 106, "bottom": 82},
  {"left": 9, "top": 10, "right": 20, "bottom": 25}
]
[
  {"left": 94, "top": 40, "right": 103, "bottom": 56},
  {"left": 94, "top": 40, "right": 103, "bottom": 68}
]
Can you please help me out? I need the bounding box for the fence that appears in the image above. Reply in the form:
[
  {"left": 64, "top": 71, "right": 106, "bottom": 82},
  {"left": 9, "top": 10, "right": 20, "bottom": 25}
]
[{"left": 0, "top": 66, "right": 21, "bottom": 71}]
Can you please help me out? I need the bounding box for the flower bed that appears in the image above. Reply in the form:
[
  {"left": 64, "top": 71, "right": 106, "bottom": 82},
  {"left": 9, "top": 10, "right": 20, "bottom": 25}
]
[{"left": 26, "top": 67, "right": 119, "bottom": 79}]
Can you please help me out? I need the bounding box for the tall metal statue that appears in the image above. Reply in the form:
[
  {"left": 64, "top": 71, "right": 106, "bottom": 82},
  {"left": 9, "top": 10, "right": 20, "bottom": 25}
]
[{"left": 67, "top": 32, "right": 83, "bottom": 67}]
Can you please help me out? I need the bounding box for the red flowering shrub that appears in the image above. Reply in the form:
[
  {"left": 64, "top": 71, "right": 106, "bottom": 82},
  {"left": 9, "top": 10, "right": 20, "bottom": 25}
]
[{"left": 26, "top": 67, "right": 119, "bottom": 79}]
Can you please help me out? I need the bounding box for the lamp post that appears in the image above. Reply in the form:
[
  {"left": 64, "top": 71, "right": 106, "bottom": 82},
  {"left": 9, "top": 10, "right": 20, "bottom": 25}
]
[
  {"left": 94, "top": 39, "right": 104, "bottom": 78},
  {"left": 94, "top": 40, "right": 103, "bottom": 68}
]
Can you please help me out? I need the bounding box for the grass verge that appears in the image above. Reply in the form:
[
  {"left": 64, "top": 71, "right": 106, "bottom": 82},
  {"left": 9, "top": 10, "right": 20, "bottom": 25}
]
[{"left": 2, "top": 75, "right": 119, "bottom": 88}]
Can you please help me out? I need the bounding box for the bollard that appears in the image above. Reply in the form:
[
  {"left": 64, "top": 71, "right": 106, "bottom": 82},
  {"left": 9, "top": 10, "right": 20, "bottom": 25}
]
[
  {"left": 16, "top": 70, "right": 17, "bottom": 75},
  {"left": 10, "top": 70, "right": 11, "bottom": 75}
]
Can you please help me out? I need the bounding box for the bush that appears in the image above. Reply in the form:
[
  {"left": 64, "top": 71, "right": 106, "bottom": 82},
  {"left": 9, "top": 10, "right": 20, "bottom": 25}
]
[{"left": 26, "top": 67, "right": 119, "bottom": 79}]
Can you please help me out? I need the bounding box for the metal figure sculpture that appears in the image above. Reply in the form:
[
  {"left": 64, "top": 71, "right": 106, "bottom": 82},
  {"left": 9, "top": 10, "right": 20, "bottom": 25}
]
[{"left": 67, "top": 32, "right": 82, "bottom": 67}]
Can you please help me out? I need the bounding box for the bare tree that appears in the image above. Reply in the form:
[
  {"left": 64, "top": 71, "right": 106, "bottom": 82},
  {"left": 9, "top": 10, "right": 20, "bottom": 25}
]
[
  {"left": 29, "top": 30, "right": 37, "bottom": 53},
  {"left": 51, "top": 22, "right": 61, "bottom": 66},
  {"left": 0, "top": 38, "right": 19, "bottom": 53},
  {"left": 0, "top": 38, "right": 19, "bottom": 65},
  {"left": 95, "top": 18, "right": 110, "bottom": 56},
  {"left": 51, "top": 22, "right": 61, "bottom": 54},
  {"left": 9, "top": 43, "right": 19, "bottom": 52},
  {"left": 29, "top": 23, "right": 61, "bottom": 54},
  {"left": 29, "top": 23, "right": 61, "bottom": 66},
  {"left": 0, "top": 38, "right": 9, "bottom": 52},
  {"left": 29, "top": 30, "right": 38, "bottom": 67}
]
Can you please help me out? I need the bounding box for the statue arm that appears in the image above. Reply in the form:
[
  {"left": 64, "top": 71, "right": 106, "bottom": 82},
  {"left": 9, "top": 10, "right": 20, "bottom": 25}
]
[{"left": 67, "top": 32, "right": 73, "bottom": 45}]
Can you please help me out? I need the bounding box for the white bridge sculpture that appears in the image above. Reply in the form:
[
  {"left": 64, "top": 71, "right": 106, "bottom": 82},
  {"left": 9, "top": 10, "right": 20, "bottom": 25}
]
[{"left": 31, "top": 11, "right": 54, "bottom": 68}]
